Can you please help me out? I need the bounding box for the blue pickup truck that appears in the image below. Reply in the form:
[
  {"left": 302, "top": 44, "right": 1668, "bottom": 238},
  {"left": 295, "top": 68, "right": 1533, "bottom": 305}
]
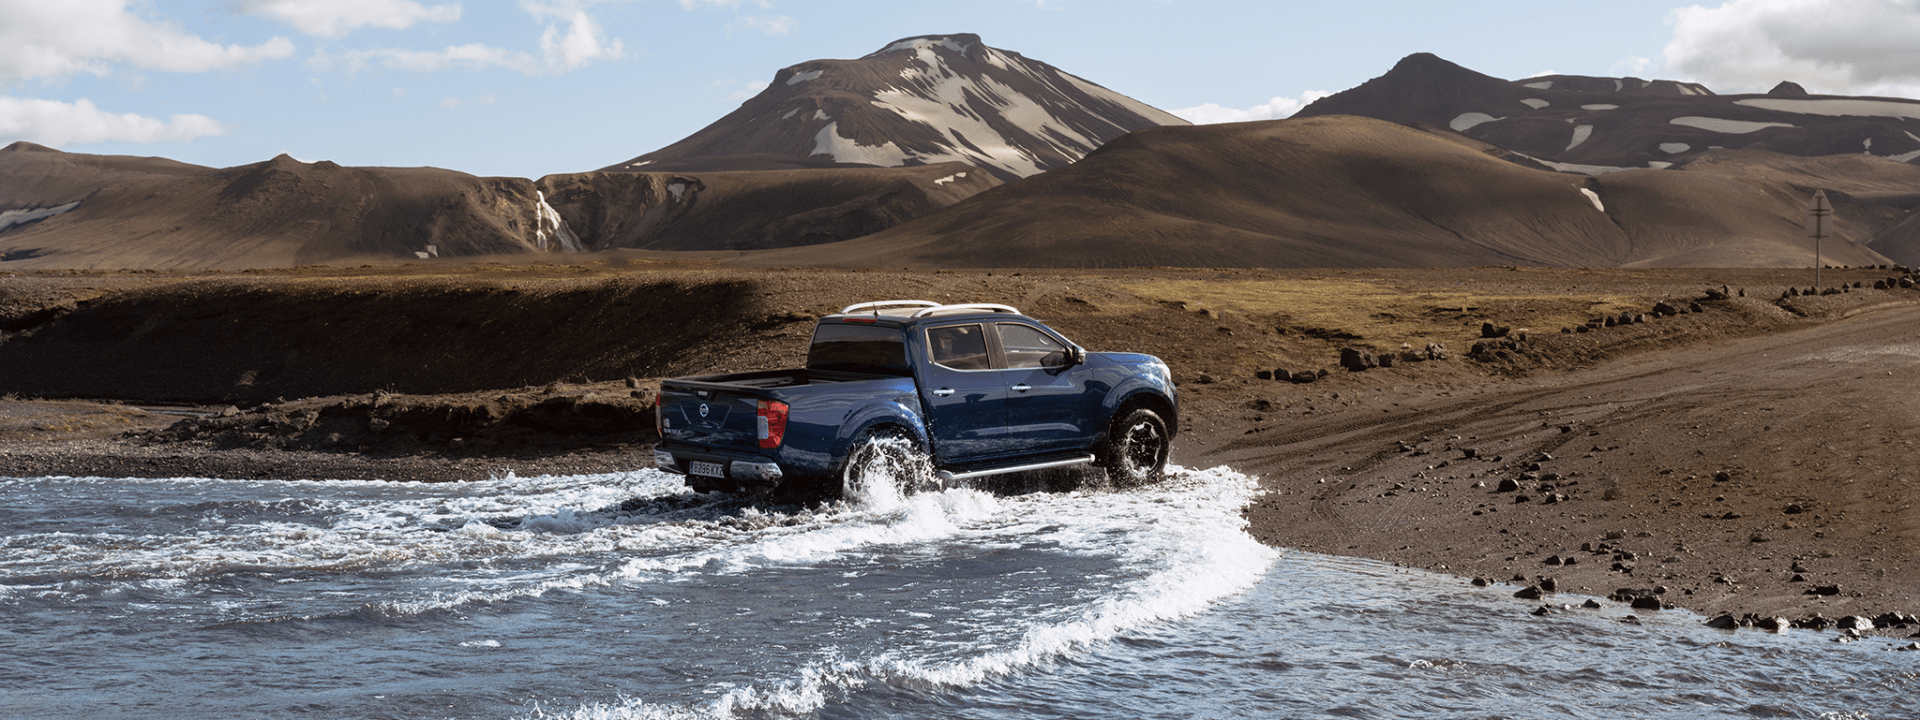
[{"left": 653, "top": 300, "right": 1178, "bottom": 498}]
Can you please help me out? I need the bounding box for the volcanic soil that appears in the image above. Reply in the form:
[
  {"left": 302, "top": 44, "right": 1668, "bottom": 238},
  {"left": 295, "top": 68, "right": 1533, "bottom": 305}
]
[{"left": 3, "top": 259, "right": 1919, "bottom": 631}]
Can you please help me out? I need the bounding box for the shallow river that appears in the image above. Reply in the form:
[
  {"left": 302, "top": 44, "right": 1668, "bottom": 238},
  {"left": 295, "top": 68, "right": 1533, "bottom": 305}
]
[{"left": 2, "top": 466, "right": 1914, "bottom": 719}]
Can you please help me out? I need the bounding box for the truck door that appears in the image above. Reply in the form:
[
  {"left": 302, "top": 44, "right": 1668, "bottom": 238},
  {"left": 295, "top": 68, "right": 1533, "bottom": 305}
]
[
  {"left": 918, "top": 322, "right": 1014, "bottom": 462},
  {"left": 995, "top": 322, "right": 1102, "bottom": 453}
]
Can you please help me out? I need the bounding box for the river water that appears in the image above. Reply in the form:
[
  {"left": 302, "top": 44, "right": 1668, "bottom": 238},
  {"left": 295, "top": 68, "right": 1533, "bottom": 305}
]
[{"left": 2, "top": 466, "right": 1914, "bottom": 719}]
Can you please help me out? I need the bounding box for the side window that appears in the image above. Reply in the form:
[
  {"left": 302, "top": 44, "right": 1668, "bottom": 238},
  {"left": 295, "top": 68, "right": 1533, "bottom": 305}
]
[
  {"left": 997, "top": 323, "right": 1067, "bottom": 369},
  {"left": 927, "top": 324, "right": 991, "bottom": 370}
]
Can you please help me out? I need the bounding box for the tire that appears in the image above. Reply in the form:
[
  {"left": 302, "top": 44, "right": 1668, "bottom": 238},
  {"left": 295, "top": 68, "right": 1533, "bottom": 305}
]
[
  {"left": 840, "top": 428, "right": 937, "bottom": 501},
  {"left": 1099, "top": 407, "right": 1169, "bottom": 486}
]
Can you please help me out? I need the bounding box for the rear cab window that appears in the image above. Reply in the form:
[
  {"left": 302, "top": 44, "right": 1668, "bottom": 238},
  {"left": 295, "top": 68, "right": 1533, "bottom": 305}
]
[{"left": 808, "top": 322, "right": 910, "bottom": 375}]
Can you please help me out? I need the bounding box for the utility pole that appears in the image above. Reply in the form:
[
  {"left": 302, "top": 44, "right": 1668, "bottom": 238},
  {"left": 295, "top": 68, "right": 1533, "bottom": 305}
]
[{"left": 1806, "top": 189, "right": 1832, "bottom": 290}]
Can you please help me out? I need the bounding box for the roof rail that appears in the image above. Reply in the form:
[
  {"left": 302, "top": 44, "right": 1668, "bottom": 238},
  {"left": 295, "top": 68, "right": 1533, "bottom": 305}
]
[
  {"left": 840, "top": 300, "right": 940, "bottom": 315},
  {"left": 912, "top": 303, "right": 1020, "bottom": 318}
]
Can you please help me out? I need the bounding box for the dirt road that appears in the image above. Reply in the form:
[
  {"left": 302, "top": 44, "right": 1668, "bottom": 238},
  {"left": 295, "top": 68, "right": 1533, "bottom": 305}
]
[{"left": 1229, "top": 303, "right": 1920, "bottom": 625}]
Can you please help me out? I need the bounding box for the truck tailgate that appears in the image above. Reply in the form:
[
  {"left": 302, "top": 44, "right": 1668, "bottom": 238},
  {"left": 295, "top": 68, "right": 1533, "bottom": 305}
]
[{"left": 658, "top": 384, "right": 766, "bottom": 452}]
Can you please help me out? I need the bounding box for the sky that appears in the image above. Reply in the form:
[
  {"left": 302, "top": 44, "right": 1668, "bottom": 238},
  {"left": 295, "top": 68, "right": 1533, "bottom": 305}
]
[{"left": 5, "top": 0, "right": 1920, "bottom": 180}]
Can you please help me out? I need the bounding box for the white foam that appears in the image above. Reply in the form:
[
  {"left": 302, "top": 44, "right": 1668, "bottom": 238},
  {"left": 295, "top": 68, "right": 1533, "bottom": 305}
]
[
  {"left": 1450, "top": 112, "right": 1500, "bottom": 132},
  {"left": 1670, "top": 116, "right": 1794, "bottom": 134},
  {"left": 1737, "top": 98, "right": 1920, "bottom": 120},
  {"left": 524, "top": 465, "right": 1276, "bottom": 720},
  {"left": 1521, "top": 98, "right": 1549, "bottom": 109},
  {"left": 0, "top": 200, "right": 81, "bottom": 232}
]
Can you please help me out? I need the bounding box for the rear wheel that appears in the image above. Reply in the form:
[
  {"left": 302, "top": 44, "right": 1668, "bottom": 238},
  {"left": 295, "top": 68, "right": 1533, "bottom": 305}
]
[
  {"left": 1100, "top": 408, "right": 1169, "bottom": 486},
  {"left": 841, "top": 428, "right": 937, "bottom": 502}
]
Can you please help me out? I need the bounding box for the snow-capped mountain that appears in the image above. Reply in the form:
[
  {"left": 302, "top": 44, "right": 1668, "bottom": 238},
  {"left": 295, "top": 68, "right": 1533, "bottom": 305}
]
[
  {"left": 605, "top": 33, "right": 1187, "bottom": 181},
  {"left": 1297, "top": 53, "right": 1920, "bottom": 172}
]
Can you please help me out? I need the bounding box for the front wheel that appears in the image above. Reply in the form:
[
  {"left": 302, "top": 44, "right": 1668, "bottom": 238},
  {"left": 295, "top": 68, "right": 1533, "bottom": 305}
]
[{"left": 1099, "top": 408, "right": 1169, "bottom": 486}]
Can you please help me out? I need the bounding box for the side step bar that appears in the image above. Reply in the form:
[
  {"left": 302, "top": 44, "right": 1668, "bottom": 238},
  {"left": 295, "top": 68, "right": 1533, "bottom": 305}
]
[{"left": 937, "top": 454, "right": 1096, "bottom": 483}]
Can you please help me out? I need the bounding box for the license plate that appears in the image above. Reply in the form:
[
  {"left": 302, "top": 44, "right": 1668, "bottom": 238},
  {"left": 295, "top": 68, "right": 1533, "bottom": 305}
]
[{"left": 689, "top": 461, "right": 725, "bottom": 478}]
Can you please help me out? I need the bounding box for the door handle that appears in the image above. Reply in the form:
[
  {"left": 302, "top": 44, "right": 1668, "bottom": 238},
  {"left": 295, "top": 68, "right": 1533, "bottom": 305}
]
[
  {"left": 932, "top": 387, "right": 956, "bottom": 397},
  {"left": 1011, "top": 383, "right": 1031, "bottom": 393}
]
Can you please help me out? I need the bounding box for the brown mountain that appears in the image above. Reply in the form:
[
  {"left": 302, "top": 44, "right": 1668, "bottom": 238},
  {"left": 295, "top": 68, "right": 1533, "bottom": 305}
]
[
  {"left": 733, "top": 115, "right": 1894, "bottom": 269},
  {"left": 0, "top": 142, "right": 577, "bottom": 269},
  {"left": 537, "top": 162, "right": 997, "bottom": 251},
  {"left": 603, "top": 33, "right": 1188, "bottom": 181}
]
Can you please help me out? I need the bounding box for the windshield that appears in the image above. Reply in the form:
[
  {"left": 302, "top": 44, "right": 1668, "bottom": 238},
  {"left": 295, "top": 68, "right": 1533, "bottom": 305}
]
[{"left": 807, "top": 323, "right": 911, "bottom": 375}]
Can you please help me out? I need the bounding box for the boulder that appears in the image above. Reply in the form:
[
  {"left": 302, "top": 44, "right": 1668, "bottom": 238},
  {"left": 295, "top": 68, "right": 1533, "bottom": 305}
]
[
  {"left": 1481, "top": 322, "right": 1510, "bottom": 339},
  {"left": 1339, "top": 347, "right": 1376, "bottom": 372},
  {"left": 1705, "top": 613, "right": 1741, "bottom": 629}
]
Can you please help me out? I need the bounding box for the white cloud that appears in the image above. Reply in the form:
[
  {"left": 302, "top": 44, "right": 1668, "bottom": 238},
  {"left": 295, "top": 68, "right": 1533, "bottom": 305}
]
[
  {"left": 731, "top": 15, "right": 797, "bottom": 35},
  {"left": 725, "top": 80, "right": 770, "bottom": 102},
  {"left": 1172, "top": 91, "right": 1332, "bottom": 125},
  {"left": 306, "top": 2, "right": 622, "bottom": 75},
  {"left": 438, "top": 94, "right": 496, "bottom": 109},
  {"left": 0, "top": 96, "right": 226, "bottom": 145},
  {"left": 234, "top": 0, "right": 461, "bottom": 39},
  {"left": 0, "top": 0, "right": 294, "bottom": 82},
  {"left": 529, "top": 4, "right": 625, "bottom": 70},
  {"left": 1666, "top": 0, "right": 1920, "bottom": 96}
]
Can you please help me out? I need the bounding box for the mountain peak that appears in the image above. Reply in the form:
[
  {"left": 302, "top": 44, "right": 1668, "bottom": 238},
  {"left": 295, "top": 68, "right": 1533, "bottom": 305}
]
[
  {"left": 863, "top": 34, "right": 984, "bottom": 60},
  {"left": 3, "top": 141, "right": 61, "bottom": 153},
  {"left": 605, "top": 34, "right": 1184, "bottom": 180},
  {"left": 1297, "top": 52, "right": 1518, "bottom": 124}
]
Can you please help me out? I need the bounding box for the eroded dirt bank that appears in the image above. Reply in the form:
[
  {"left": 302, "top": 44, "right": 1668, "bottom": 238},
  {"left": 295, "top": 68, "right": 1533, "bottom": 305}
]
[{"left": 4, "top": 260, "right": 1919, "bottom": 628}]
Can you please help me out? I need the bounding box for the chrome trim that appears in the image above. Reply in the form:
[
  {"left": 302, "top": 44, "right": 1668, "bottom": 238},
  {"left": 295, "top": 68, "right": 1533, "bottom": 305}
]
[
  {"left": 913, "top": 303, "right": 1020, "bottom": 318},
  {"left": 841, "top": 300, "right": 940, "bottom": 314},
  {"left": 729, "top": 460, "right": 784, "bottom": 482},
  {"left": 936, "top": 454, "right": 1095, "bottom": 483},
  {"left": 653, "top": 449, "right": 681, "bottom": 473}
]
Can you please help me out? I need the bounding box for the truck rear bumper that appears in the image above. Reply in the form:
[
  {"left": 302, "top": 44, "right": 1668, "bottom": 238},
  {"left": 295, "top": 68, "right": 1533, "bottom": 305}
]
[{"left": 655, "top": 447, "right": 784, "bottom": 492}]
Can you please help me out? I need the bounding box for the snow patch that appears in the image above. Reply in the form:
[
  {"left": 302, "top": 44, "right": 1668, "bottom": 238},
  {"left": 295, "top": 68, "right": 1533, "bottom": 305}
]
[
  {"left": 1567, "top": 125, "right": 1594, "bottom": 151},
  {"left": 1614, "top": 79, "right": 1624, "bottom": 92},
  {"left": 667, "top": 182, "right": 687, "bottom": 201},
  {"left": 1521, "top": 98, "right": 1549, "bottom": 109},
  {"left": 1660, "top": 143, "right": 1691, "bottom": 154},
  {"left": 1670, "top": 116, "right": 1795, "bottom": 134},
  {"left": 782, "top": 109, "right": 797, "bottom": 120},
  {"left": 0, "top": 200, "right": 81, "bottom": 232},
  {"left": 786, "top": 69, "right": 822, "bottom": 86},
  {"left": 811, "top": 121, "right": 913, "bottom": 167},
  {"left": 1582, "top": 104, "right": 1619, "bottom": 111},
  {"left": 532, "top": 191, "right": 582, "bottom": 253},
  {"left": 1647, "top": 160, "right": 1674, "bottom": 169},
  {"left": 1449, "top": 113, "right": 1501, "bottom": 132},
  {"left": 626, "top": 160, "right": 652, "bottom": 168},
  {"left": 933, "top": 171, "right": 967, "bottom": 185},
  {"left": 1865, "top": 137, "right": 1874, "bottom": 152},
  {"left": 1524, "top": 80, "right": 1552, "bottom": 90},
  {"left": 813, "top": 110, "right": 829, "bottom": 121},
  {"left": 1580, "top": 187, "right": 1605, "bottom": 213},
  {"left": 1736, "top": 98, "right": 1920, "bottom": 120}
]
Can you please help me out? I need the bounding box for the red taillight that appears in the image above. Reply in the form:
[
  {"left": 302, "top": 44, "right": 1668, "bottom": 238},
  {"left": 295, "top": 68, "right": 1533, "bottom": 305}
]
[
  {"left": 653, "top": 393, "right": 663, "bottom": 436},
  {"left": 756, "top": 399, "right": 789, "bottom": 449}
]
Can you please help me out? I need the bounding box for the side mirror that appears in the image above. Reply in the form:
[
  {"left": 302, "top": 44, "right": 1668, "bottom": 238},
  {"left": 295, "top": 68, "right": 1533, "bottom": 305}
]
[{"left": 1068, "top": 346, "right": 1087, "bottom": 366}]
